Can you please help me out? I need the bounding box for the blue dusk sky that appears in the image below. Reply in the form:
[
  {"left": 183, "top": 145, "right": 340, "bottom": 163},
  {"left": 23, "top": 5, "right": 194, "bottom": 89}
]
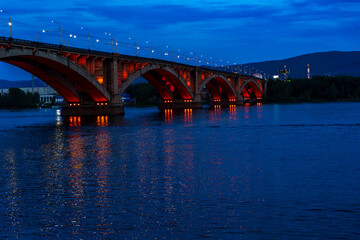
[{"left": 0, "top": 0, "right": 359, "bottom": 80}]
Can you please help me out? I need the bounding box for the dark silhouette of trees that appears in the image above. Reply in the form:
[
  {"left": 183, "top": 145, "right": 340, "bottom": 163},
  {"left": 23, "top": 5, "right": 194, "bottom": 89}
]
[
  {"left": 265, "top": 76, "right": 360, "bottom": 102},
  {"left": 125, "top": 83, "right": 159, "bottom": 106},
  {"left": 0, "top": 88, "right": 40, "bottom": 108}
]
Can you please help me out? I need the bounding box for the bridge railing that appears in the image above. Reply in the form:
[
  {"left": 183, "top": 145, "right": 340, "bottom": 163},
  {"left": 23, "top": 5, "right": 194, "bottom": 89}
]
[{"left": 0, "top": 37, "right": 266, "bottom": 81}]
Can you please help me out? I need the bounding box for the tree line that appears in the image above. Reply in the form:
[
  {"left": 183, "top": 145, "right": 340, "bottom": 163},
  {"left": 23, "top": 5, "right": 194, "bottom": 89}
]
[
  {"left": 265, "top": 76, "right": 360, "bottom": 102},
  {"left": 0, "top": 88, "right": 40, "bottom": 108},
  {"left": 125, "top": 83, "right": 159, "bottom": 106}
]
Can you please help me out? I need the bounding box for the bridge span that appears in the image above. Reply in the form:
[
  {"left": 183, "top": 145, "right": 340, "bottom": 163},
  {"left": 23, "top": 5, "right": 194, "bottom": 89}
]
[{"left": 0, "top": 37, "right": 267, "bottom": 116}]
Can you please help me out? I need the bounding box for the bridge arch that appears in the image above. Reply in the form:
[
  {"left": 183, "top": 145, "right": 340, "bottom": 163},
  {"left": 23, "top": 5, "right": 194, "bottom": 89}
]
[
  {"left": 118, "top": 65, "right": 194, "bottom": 101},
  {"left": 198, "top": 75, "right": 236, "bottom": 100},
  {"left": 239, "top": 79, "right": 263, "bottom": 99},
  {"left": 0, "top": 48, "right": 110, "bottom": 103}
]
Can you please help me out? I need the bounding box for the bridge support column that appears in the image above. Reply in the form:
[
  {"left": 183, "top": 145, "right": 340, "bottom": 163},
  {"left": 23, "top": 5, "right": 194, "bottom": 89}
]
[
  {"left": 158, "top": 100, "right": 202, "bottom": 110},
  {"left": 61, "top": 101, "right": 124, "bottom": 116},
  {"left": 236, "top": 95, "right": 244, "bottom": 105}
]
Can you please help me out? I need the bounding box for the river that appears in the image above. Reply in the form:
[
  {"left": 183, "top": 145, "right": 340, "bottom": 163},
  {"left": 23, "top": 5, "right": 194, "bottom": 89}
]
[{"left": 0, "top": 102, "right": 359, "bottom": 239}]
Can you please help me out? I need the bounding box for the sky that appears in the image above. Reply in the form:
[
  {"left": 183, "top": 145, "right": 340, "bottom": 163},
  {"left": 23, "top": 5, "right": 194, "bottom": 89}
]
[{"left": 0, "top": 0, "right": 359, "bottom": 80}]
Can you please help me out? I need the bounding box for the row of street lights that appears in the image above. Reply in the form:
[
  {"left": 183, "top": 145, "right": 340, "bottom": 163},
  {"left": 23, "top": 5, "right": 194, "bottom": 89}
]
[{"left": 0, "top": 12, "right": 268, "bottom": 79}]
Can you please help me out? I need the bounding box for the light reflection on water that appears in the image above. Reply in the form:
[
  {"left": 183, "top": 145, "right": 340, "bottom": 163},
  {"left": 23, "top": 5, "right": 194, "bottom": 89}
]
[{"left": 0, "top": 103, "right": 360, "bottom": 239}]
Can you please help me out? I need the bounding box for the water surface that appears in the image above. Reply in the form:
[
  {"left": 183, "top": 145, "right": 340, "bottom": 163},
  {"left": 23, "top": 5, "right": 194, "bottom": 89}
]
[{"left": 0, "top": 103, "right": 360, "bottom": 239}]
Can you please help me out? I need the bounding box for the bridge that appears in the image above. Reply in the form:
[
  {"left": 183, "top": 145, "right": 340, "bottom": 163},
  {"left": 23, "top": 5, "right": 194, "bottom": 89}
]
[{"left": 0, "top": 37, "right": 267, "bottom": 116}]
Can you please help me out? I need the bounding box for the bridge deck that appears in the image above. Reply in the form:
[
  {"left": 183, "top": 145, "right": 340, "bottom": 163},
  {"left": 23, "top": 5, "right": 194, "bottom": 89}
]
[{"left": 0, "top": 37, "right": 252, "bottom": 79}]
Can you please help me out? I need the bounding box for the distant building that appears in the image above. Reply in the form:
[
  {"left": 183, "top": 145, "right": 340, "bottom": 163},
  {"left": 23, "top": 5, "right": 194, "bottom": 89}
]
[{"left": 54, "top": 96, "right": 64, "bottom": 105}]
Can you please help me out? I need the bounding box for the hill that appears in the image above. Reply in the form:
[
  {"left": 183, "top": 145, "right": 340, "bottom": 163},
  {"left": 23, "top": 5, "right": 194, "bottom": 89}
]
[{"left": 235, "top": 51, "right": 360, "bottom": 79}]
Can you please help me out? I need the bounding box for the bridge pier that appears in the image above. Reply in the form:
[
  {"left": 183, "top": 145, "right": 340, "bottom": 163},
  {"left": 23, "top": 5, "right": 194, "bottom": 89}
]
[
  {"left": 61, "top": 101, "right": 124, "bottom": 116},
  {"left": 158, "top": 99, "right": 202, "bottom": 110},
  {"left": 209, "top": 98, "right": 239, "bottom": 107}
]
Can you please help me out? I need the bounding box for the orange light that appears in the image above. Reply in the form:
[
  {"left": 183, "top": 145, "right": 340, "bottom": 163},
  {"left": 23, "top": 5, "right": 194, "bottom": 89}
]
[
  {"left": 186, "top": 81, "right": 191, "bottom": 87},
  {"left": 96, "top": 77, "right": 104, "bottom": 85}
]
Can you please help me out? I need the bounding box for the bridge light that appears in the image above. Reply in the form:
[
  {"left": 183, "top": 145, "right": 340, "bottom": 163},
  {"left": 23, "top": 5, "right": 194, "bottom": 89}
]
[
  {"left": 69, "top": 34, "right": 72, "bottom": 37},
  {"left": 96, "top": 77, "right": 104, "bottom": 85},
  {"left": 42, "top": 29, "right": 45, "bottom": 33},
  {"left": 96, "top": 39, "right": 99, "bottom": 42}
]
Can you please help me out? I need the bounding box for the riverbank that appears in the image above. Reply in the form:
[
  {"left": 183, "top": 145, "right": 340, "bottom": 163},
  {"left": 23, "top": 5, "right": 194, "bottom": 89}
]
[{"left": 266, "top": 76, "right": 360, "bottom": 102}]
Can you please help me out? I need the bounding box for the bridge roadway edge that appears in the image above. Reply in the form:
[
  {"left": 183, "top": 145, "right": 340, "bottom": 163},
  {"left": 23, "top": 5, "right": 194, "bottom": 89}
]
[{"left": 0, "top": 37, "right": 267, "bottom": 116}]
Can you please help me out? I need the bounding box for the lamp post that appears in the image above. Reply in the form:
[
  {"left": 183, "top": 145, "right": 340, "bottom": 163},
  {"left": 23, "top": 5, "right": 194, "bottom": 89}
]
[
  {"left": 0, "top": 10, "right": 11, "bottom": 38},
  {"left": 51, "top": 20, "right": 61, "bottom": 45},
  {"left": 81, "top": 27, "right": 90, "bottom": 50},
  {"left": 105, "top": 32, "right": 113, "bottom": 52}
]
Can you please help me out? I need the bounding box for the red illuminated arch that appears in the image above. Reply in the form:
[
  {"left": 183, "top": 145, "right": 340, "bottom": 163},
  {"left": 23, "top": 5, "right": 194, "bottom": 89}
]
[
  {"left": 0, "top": 48, "right": 110, "bottom": 103},
  {"left": 118, "top": 65, "right": 193, "bottom": 101},
  {"left": 239, "top": 79, "right": 263, "bottom": 99},
  {"left": 199, "top": 75, "right": 236, "bottom": 100}
]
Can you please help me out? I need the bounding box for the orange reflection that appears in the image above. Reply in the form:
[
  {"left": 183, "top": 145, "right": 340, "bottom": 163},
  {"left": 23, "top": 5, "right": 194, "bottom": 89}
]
[
  {"left": 257, "top": 102, "right": 263, "bottom": 119},
  {"left": 184, "top": 108, "right": 193, "bottom": 123},
  {"left": 244, "top": 103, "right": 250, "bottom": 119},
  {"left": 229, "top": 105, "right": 236, "bottom": 115},
  {"left": 69, "top": 116, "right": 81, "bottom": 127},
  {"left": 95, "top": 125, "right": 113, "bottom": 235},
  {"left": 68, "top": 129, "right": 85, "bottom": 236},
  {"left": 96, "top": 116, "right": 109, "bottom": 127},
  {"left": 164, "top": 109, "right": 173, "bottom": 122},
  {"left": 214, "top": 105, "right": 221, "bottom": 115}
]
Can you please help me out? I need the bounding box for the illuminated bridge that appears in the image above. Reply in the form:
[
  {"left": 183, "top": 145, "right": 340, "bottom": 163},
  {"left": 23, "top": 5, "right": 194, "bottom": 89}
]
[{"left": 0, "top": 37, "right": 267, "bottom": 116}]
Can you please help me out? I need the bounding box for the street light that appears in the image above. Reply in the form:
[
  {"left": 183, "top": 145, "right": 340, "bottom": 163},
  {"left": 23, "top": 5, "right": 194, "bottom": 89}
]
[
  {"left": 51, "top": 20, "right": 61, "bottom": 45},
  {"left": 105, "top": 32, "right": 116, "bottom": 53},
  {"left": 81, "top": 26, "right": 91, "bottom": 50},
  {"left": 68, "top": 33, "right": 77, "bottom": 46},
  {"left": 0, "top": 10, "right": 11, "bottom": 38}
]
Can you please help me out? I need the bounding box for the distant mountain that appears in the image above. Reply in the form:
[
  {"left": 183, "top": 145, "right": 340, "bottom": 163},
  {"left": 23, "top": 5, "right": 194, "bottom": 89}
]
[
  {"left": 0, "top": 79, "right": 47, "bottom": 89},
  {"left": 234, "top": 51, "right": 360, "bottom": 79}
]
